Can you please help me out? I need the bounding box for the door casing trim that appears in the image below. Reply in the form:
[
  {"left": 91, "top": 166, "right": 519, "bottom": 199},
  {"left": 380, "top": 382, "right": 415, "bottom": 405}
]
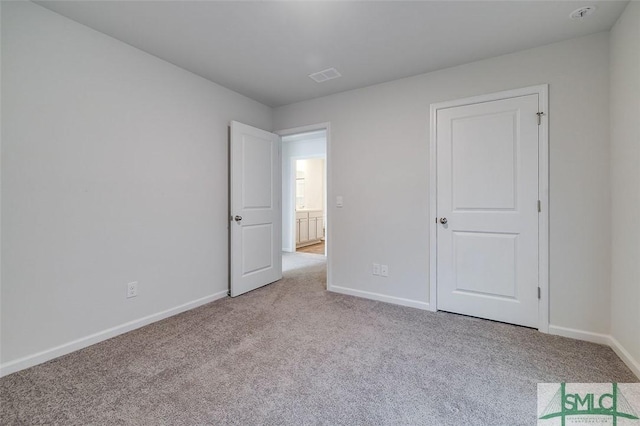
[{"left": 428, "top": 85, "right": 549, "bottom": 332}]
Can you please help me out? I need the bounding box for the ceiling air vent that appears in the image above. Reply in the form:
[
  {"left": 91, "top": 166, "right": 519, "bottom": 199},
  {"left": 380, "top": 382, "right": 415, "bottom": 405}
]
[
  {"left": 309, "top": 68, "right": 342, "bottom": 83},
  {"left": 569, "top": 6, "right": 596, "bottom": 20}
]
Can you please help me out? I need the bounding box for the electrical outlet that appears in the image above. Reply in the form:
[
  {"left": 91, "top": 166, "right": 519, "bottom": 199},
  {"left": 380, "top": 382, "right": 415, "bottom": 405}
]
[
  {"left": 381, "top": 265, "right": 389, "bottom": 277},
  {"left": 372, "top": 263, "right": 380, "bottom": 276},
  {"left": 126, "top": 281, "right": 138, "bottom": 298}
]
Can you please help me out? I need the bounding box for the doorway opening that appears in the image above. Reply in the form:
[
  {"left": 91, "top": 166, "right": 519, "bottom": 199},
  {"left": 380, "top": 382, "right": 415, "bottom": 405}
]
[
  {"left": 276, "top": 123, "right": 331, "bottom": 282},
  {"left": 281, "top": 130, "right": 327, "bottom": 257}
]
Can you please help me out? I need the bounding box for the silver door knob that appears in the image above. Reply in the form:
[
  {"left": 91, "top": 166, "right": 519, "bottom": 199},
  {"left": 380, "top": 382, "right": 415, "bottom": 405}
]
[
  {"left": 439, "top": 217, "right": 448, "bottom": 224},
  {"left": 234, "top": 215, "right": 242, "bottom": 222}
]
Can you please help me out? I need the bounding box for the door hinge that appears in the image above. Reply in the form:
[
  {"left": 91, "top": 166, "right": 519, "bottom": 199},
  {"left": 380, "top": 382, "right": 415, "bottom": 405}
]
[
  {"left": 537, "top": 200, "right": 541, "bottom": 212},
  {"left": 536, "top": 112, "right": 545, "bottom": 125},
  {"left": 538, "top": 287, "right": 541, "bottom": 299}
]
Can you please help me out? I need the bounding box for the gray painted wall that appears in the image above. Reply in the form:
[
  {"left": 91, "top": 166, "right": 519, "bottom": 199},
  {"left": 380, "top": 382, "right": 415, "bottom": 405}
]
[
  {"left": 610, "top": 2, "right": 640, "bottom": 372},
  {"left": 275, "top": 32, "right": 612, "bottom": 334},
  {"left": 1, "top": 1, "right": 272, "bottom": 366},
  {"left": 2, "top": 0, "right": 637, "bottom": 377}
]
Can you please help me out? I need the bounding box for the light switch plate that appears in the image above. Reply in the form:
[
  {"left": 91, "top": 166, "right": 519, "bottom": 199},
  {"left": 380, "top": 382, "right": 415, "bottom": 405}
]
[{"left": 372, "top": 263, "right": 380, "bottom": 276}]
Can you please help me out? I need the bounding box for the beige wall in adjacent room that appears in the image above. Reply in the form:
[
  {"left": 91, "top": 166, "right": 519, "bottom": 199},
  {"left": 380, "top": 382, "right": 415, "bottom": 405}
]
[{"left": 297, "top": 158, "right": 325, "bottom": 212}]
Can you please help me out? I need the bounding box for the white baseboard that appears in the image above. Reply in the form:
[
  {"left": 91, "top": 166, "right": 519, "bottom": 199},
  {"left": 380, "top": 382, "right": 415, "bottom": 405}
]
[
  {"left": 548, "top": 324, "right": 612, "bottom": 345},
  {"left": 3, "top": 293, "right": 637, "bottom": 381},
  {"left": 549, "top": 324, "right": 640, "bottom": 379},
  {"left": 610, "top": 336, "right": 640, "bottom": 379},
  {"left": 329, "top": 285, "right": 430, "bottom": 311},
  {"left": 0, "top": 290, "right": 228, "bottom": 378}
]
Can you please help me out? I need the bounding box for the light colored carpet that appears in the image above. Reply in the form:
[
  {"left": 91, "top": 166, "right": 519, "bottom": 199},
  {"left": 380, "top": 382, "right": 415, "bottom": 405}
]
[{"left": 1, "top": 252, "right": 637, "bottom": 425}]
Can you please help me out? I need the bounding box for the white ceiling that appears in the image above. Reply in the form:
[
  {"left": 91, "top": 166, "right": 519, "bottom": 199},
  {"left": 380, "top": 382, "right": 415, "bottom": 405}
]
[{"left": 35, "top": 1, "right": 628, "bottom": 107}]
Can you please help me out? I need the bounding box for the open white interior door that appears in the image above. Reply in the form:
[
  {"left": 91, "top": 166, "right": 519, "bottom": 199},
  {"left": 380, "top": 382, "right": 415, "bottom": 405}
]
[{"left": 230, "top": 121, "right": 282, "bottom": 297}]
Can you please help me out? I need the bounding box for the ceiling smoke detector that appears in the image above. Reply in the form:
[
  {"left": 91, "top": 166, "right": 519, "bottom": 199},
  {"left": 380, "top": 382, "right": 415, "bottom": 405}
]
[
  {"left": 309, "top": 68, "right": 342, "bottom": 83},
  {"left": 569, "top": 6, "right": 596, "bottom": 20}
]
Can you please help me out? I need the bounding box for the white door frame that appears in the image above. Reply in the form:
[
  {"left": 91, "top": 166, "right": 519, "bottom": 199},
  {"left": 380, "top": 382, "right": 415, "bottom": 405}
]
[
  {"left": 277, "top": 123, "right": 332, "bottom": 290},
  {"left": 428, "top": 85, "right": 549, "bottom": 332}
]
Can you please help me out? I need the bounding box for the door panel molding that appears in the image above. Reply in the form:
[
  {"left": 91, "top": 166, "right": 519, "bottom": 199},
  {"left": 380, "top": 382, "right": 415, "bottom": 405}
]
[
  {"left": 230, "top": 121, "right": 282, "bottom": 297},
  {"left": 429, "top": 85, "right": 549, "bottom": 332}
]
